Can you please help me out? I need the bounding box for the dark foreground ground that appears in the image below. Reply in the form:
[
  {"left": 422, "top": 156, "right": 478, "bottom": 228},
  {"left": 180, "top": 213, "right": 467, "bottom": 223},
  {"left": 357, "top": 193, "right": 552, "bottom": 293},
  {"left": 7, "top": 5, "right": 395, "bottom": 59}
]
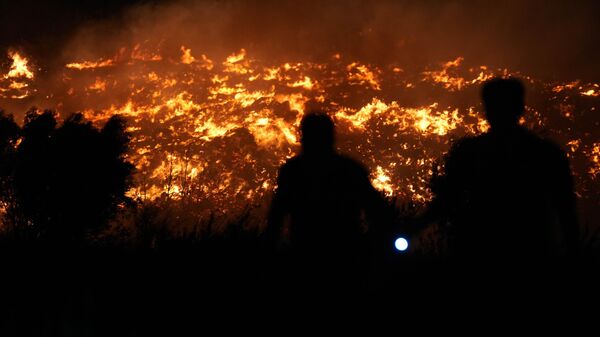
[{"left": 0, "top": 240, "right": 598, "bottom": 336}]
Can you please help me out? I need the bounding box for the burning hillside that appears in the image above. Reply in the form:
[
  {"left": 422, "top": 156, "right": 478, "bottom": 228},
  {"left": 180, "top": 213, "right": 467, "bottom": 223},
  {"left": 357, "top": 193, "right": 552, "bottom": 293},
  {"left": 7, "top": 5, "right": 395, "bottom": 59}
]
[{"left": 0, "top": 45, "right": 598, "bottom": 221}]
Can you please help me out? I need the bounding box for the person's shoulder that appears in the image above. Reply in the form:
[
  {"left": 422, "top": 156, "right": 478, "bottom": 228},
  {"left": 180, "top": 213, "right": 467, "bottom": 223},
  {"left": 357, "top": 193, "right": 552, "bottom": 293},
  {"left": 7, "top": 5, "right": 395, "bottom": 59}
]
[
  {"left": 335, "top": 153, "right": 370, "bottom": 175},
  {"left": 279, "top": 155, "right": 303, "bottom": 172},
  {"left": 275, "top": 156, "right": 302, "bottom": 181},
  {"left": 537, "top": 136, "right": 568, "bottom": 162},
  {"left": 448, "top": 135, "right": 485, "bottom": 155},
  {"left": 515, "top": 129, "right": 569, "bottom": 168},
  {"left": 518, "top": 128, "right": 565, "bottom": 155}
]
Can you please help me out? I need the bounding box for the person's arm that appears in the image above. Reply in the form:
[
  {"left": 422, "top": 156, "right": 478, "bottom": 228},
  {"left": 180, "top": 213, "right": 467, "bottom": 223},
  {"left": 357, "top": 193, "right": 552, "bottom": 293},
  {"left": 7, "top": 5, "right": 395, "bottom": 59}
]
[
  {"left": 364, "top": 183, "right": 393, "bottom": 232},
  {"left": 552, "top": 150, "right": 579, "bottom": 256},
  {"left": 265, "top": 165, "right": 291, "bottom": 247},
  {"left": 357, "top": 166, "right": 394, "bottom": 243},
  {"left": 417, "top": 140, "right": 468, "bottom": 228}
]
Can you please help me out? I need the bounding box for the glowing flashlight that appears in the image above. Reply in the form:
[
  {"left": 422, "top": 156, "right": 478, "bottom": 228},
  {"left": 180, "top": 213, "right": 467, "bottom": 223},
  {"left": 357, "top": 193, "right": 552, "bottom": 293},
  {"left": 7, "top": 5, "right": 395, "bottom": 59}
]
[{"left": 394, "top": 237, "right": 409, "bottom": 252}]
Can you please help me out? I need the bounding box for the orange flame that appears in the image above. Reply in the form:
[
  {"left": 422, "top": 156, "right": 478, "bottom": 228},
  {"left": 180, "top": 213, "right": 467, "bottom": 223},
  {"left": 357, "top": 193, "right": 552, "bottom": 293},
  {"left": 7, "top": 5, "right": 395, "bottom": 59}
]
[{"left": 5, "top": 51, "right": 34, "bottom": 79}]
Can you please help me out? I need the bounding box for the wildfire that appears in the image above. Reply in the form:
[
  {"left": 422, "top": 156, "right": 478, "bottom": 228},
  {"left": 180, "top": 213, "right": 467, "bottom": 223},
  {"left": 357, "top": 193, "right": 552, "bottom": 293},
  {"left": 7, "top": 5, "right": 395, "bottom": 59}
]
[
  {"left": 567, "top": 139, "right": 581, "bottom": 155},
  {"left": 66, "top": 58, "right": 115, "bottom": 70},
  {"left": 5, "top": 51, "right": 34, "bottom": 79},
  {"left": 372, "top": 166, "right": 394, "bottom": 197},
  {"left": 553, "top": 81, "right": 600, "bottom": 97},
  {"left": 180, "top": 46, "right": 196, "bottom": 64},
  {"left": 0, "top": 46, "right": 598, "bottom": 218},
  {"left": 421, "top": 57, "right": 494, "bottom": 91},
  {"left": 346, "top": 62, "right": 381, "bottom": 90},
  {"left": 1, "top": 51, "right": 35, "bottom": 99},
  {"left": 590, "top": 143, "right": 600, "bottom": 178},
  {"left": 87, "top": 78, "right": 108, "bottom": 92}
]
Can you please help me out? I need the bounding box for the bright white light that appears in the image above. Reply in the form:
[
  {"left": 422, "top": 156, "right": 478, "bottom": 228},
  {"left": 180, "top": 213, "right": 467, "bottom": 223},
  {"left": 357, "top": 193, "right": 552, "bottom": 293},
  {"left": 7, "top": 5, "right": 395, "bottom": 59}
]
[{"left": 394, "top": 237, "right": 409, "bottom": 252}]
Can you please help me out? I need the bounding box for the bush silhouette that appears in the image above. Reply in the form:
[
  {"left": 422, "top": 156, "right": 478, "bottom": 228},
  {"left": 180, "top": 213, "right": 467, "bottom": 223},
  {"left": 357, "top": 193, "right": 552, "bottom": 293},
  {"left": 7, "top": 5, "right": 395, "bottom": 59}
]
[{"left": 4, "top": 110, "right": 133, "bottom": 244}]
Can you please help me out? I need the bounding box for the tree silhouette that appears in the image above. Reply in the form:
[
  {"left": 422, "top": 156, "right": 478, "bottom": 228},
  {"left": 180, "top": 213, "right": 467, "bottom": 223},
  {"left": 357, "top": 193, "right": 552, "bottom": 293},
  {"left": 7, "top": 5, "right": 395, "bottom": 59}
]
[
  {"left": 0, "top": 111, "right": 20, "bottom": 226},
  {"left": 6, "top": 110, "right": 134, "bottom": 244}
]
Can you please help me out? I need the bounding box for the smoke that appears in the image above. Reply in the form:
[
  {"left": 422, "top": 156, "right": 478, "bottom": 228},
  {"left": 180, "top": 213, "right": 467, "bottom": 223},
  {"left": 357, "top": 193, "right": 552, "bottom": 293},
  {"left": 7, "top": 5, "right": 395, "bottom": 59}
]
[{"left": 52, "top": 0, "right": 599, "bottom": 81}]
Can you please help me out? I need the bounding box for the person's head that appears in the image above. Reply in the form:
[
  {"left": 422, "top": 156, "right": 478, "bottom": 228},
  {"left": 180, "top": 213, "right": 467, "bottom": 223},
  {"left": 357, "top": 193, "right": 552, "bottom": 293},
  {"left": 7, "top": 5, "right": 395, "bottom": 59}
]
[
  {"left": 300, "top": 112, "right": 335, "bottom": 154},
  {"left": 481, "top": 77, "right": 525, "bottom": 130}
]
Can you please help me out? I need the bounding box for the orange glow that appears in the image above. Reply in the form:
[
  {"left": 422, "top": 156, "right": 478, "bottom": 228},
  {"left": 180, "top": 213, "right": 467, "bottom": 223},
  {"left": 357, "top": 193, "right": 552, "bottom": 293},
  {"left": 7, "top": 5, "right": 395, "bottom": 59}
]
[
  {"left": 567, "top": 139, "right": 581, "bottom": 154},
  {"left": 180, "top": 46, "right": 196, "bottom": 64},
  {"left": 66, "top": 58, "right": 115, "bottom": 70},
  {"left": 422, "top": 57, "right": 494, "bottom": 91},
  {"left": 0, "top": 48, "right": 597, "bottom": 217},
  {"left": 553, "top": 81, "right": 600, "bottom": 97},
  {"left": 1, "top": 51, "right": 35, "bottom": 99},
  {"left": 590, "top": 143, "right": 600, "bottom": 178},
  {"left": 6, "top": 51, "right": 34, "bottom": 79},
  {"left": 372, "top": 166, "right": 394, "bottom": 197},
  {"left": 88, "top": 78, "right": 108, "bottom": 92},
  {"left": 347, "top": 62, "right": 381, "bottom": 90}
]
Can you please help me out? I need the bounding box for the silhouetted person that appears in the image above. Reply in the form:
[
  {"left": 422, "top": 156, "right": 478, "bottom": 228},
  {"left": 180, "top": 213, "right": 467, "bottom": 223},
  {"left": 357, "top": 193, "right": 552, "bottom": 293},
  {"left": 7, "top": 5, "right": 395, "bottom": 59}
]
[
  {"left": 267, "top": 112, "right": 390, "bottom": 289},
  {"left": 426, "top": 78, "right": 578, "bottom": 263}
]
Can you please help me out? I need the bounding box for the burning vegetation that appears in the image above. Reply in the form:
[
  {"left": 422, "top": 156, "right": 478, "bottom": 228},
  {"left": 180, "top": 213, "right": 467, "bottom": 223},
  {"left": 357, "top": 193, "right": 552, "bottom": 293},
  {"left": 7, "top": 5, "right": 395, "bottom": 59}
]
[{"left": 0, "top": 45, "right": 598, "bottom": 224}]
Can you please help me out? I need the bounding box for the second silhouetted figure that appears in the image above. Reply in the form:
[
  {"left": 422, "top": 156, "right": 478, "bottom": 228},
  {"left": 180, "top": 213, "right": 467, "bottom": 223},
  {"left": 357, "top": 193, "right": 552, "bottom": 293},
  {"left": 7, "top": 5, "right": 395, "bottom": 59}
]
[
  {"left": 427, "top": 78, "right": 579, "bottom": 262},
  {"left": 267, "top": 112, "right": 390, "bottom": 288}
]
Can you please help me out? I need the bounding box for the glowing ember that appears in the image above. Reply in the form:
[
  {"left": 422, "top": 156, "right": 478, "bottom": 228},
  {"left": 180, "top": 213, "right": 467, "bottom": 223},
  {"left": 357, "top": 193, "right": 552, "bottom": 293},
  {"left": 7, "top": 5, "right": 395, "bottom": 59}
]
[{"left": 582, "top": 89, "right": 599, "bottom": 97}]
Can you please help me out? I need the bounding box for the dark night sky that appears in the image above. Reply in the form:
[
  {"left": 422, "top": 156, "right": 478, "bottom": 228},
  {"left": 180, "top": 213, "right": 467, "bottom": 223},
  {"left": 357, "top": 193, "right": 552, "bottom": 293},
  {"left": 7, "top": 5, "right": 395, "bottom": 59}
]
[
  {"left": 0, "top": 0, "right": 153, "bottom": 54},
  {"left": 1, "top": 0, "right": 599, "bottom": 81}
]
